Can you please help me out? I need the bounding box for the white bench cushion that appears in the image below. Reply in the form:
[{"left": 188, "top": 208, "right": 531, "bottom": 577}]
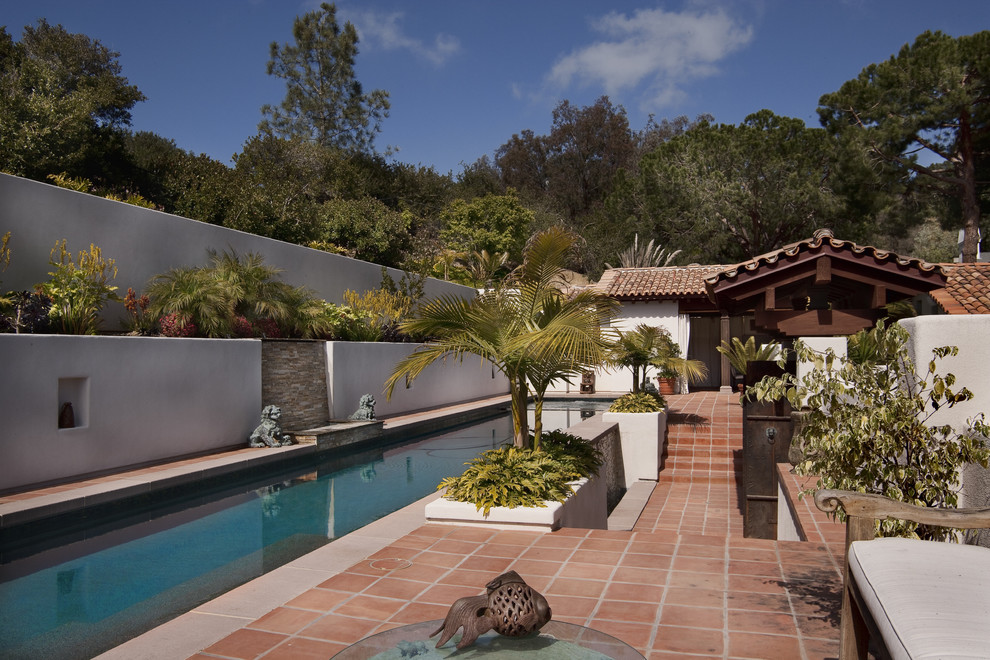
[{"left": 848, "top": 538, "right": 990, "bottom": 660}]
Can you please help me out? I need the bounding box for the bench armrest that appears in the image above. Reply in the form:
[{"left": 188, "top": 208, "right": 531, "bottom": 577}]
[{"left": 815, "top": 489, "right": 990, "bottom": 529}]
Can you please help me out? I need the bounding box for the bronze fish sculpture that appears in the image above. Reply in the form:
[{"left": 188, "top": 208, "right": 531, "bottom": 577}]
[{"left": 430, "top": 570, "right": 552, "bottom": 649}]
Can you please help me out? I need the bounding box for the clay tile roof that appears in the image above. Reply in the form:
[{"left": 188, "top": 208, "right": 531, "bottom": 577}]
[
  {"left": 596, "top": 265, "right": 729, "bottom": 300},
  {"left": 930, "top": 263, "right": 990, "bottom": 314},
  {"left": 703, "top": 228, "right": 946, "bottom": 289}
]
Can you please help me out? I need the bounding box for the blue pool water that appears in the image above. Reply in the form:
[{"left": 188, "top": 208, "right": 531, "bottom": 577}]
[{"left": 0, "top": 399, "right": 609, "bottom": 660}]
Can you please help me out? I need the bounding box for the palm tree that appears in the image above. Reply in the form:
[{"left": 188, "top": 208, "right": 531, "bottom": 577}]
[
  {"left": 605, "top": 234, "right": 681, "bottom": 269},
  {"left": 607, "top": 324, "right": 708, "bottom": 392},
  {"left": 386, "top": 227, "right": 617, "bottom": 449}
]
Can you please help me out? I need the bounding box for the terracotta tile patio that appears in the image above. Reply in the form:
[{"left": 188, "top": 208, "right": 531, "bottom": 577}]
[{"left": 186, "top": 392, "right": 845, "bottom": 659}]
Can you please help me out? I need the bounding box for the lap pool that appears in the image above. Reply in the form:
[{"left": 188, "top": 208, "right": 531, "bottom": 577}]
[{"left": 0, "top": 399, "right": 610, "bottom": 659}]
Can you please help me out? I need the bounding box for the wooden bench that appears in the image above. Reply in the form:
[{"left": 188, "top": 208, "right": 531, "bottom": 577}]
[{"left": 815, "top": 489, "right": 990, "bottom": 660}]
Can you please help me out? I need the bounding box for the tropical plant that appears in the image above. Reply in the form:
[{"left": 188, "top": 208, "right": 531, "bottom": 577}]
[
  {"left": 0, "top": 231, "right": 10, "bottom": 308},
  {"left": 747, "top": 320, "right": 990, "bottom": 541},
  {"left": 540, "top": 429, "right": 603, "bottom": 479},
  {"left": 437, "top": 446, "right": 584, "bottom": 516},
  {"left": 605, "top": 234, "right": 681, "bottom": 269},
  {"left": 457, "top": 249, "right": 510, "bottom": 288},
  {"left": 608, "top": 391, "right": 666, "bottom": 413},
  {"left": 386, "top": 227, "right": 617, "bottom": 450},
  {"left": 607, "top": 324, "right": 708, "bottom": 392},
  {"left": 145, "top": 249, "right": 331, "bottom": 338},
  {"left": 123, "top": 287, "right": 154, "bottom": 335},
  {"left": 38, "top": 240, "right": 120, "bottom": 335},
  {"left": 716, "top": 336, "right": 781, "bottom": 377}
]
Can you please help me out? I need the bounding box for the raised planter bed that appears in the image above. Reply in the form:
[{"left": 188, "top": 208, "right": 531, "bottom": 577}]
[
  {"left": 424, "top": 474, "right": 607, "bottom": 532},
  {"left": 601, "top": 410, "right": 667, "bottom": 487}
]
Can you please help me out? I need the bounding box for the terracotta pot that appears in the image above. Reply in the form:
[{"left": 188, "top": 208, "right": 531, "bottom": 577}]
[{"left": 656, "top": 377, "right": 677, "bottom": 396}]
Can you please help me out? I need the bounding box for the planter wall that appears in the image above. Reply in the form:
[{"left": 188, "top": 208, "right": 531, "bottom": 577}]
[
  {"left": 0, "top": 334, "right": 261, "bottom": 492},
  {"left": 425, "top": 476, "right": 606, "bottom": 532},
  {"left": 601, "top": 410, "right": 668, "bottom": 487}
]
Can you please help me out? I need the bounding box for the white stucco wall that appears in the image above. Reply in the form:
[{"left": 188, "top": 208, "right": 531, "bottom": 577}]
[
  {"left": 553, "top": 300, "right": 682, "bottom": 394},
  {"left": 901, "top": 316, "right": 990, "bottom": 516},
  {"left": 326, "top": 342, "right": 510, "bottom": 419},
  {"left": 0, "top": 174, "right": 474, "bottom": 329},
  {"left": 0, "top": 334, "right": 261, "bottom": 491}
]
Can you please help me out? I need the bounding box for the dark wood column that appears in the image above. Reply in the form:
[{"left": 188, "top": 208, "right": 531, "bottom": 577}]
[{"left": 720, "top": 309, "right": 731, "bottom": 393}]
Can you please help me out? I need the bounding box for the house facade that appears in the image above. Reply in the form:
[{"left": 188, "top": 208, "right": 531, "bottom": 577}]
[{"left": 585, "top": 229, "right": 986, "bottom": 394}]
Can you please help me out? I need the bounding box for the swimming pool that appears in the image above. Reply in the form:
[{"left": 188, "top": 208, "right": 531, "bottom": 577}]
[{"left": 0, "top": 399, "right": 612, "bottom": 659}]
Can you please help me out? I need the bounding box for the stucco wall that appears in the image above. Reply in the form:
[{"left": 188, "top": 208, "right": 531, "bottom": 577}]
[
  {"left": 326, "top": 342, "right": 510, "bottom": 419},
  {"left": 901, "top": 316, "right": 990, "bottom": 532},
  {"left": 0, "top": 174, "right": 474, "bottom": 328},
  {"left": 0, "top": 334, "right": 261, "bottom": 492},
  {"left": 555, "top": 300, "right": 682, "bottom": 394}
]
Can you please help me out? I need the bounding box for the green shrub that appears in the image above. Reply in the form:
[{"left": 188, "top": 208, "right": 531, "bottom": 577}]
[
  {"left": 539, "top": 429, "right": 603, "bottom": 479},
  {"left": 608, "top": 392, "right": 666, "bottom": 413},
  {"left": 39, "top": 240, "right": 120, "bottom": 335},
  {"left": 438, "top": 446, "right": 582, "bottom": 515},
  {"left": 748, "top": 320, "right": 990, "bottom": 541}
]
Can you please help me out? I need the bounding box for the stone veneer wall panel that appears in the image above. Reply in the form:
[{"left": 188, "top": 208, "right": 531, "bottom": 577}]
[{"left": 261, "top": 340, "right": 329, "bottom": 431}]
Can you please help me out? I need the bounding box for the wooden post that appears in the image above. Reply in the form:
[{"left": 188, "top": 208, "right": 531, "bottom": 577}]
[{"left": 719, "top": 310, "right": 731, "bottom": 392}]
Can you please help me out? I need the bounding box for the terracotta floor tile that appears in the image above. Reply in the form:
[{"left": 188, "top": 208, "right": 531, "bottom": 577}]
[
  {"left": 728, "top": 559, "right": 782, "bottom": 578},
  {"left": 586, "top": 619, "right": 654, "bottom": 650},
  {"left": 363, "top": 576, "right": 431, "bottom": 600},
  {"left": 521, "top": 545, "right": 573, "bottom": 562},
  {"left": 418, "top": 583, "right": 478, "bottom": 605},
  {"left": 650, "top": 624, "right": 724, "bottom": 655},
  {"left": 725, "top": 590, "right": 792, "bottom": 613},
  {"left": 728, "top": 609, "right": 797, "bottom": 636},
  {"left": 727, "top": 574, "right": 787, "bottom": 594},
  {"left": 558, "top": 561, "right": 616, "bottom": 580},
  {"left": 658, "top": 603, "right": 724, "bottom": 629},
  {"left": 626, "top": 540, "right": 677, "bottom": 555},
  {"left": 264, "top": 637, "right": 347, "bottom": 660},
  {"left": 569, "top": 549, "right": 623, "bottom": 565},
  {"left": 413, "top": 550, "right": 467, "bottom": 568},
  {"left": 611, "top": 566, "right": 668, "bottom": 585},
  {"left": 619, "top": 552, "right": 672, "bottom": 570},
  {"left": 507, "top": 558, "right": 562, "bottom": 577},
  {"left": 672, "top": 556, "right": 725, "bottom": 573},
  {"left": 246, "top": 607, "right": 322, "bottom": 635},
  {"left": 664, "top": 586, "right": 725, "bottom": 608},
  {"left": 474, "top": 542, "right": 528, "bottom": 558},
  {"left": 543, "top": 594, "right": 598, "bottom": 619},
  {"left": 388, "top": 601, "right": 451, "bottom": 625},
  {"left": 333, "top": 594, "right": 406, "bottom": 621},
  {"left": 317, "top": 572, "right": 379, "bottom": 593},
  {"left": 593, "top": 599, "right": 660, "bottom": 624},
  {"left": 202, "top": 629, "right": 287, "bottom": 659},
  {"left": 667, "top": 570, "right": 725, "bottom": 591},
  {"left": 603, "top": 582, "right": 665, "bottom": 603},
  {"left": 533, "top": 533, "right": 584, "bottom": 548},
  {"left": 578, "top": 537, "right": 629, "bottom": 553},
  {"left": 727, "top": 631, "right": 802, "bottom": 658},
  {"left": 456, "top": 554, "right": 514, "bottom": 573},
  {"left": 283, "top": 588, "right": 352, "bottom": 612},
  {"left": 392, "top": 562, "right": 450, "bottom": 584},
  {"left": 299, "top": 613, "right": 381, "bottom": 644},
  {"left": 438, "top": 568, "right": 497, "bottom": 588},
  {"left": 546, "top": 577, "right": 607, "bottom": 598},
  {"left": 488, "top": 530, "right": 543, "bottom": 546},
  {"left": 801, "top": 635, "right": 841, "bottom": 659},
  {"left": 425, "top": 539, "right": 483, "bottom": 556},
  {"left": 444, "top": 527, "right": 498, "bottom": 542}
]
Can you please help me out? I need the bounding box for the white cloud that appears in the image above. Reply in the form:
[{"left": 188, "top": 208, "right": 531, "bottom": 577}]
[
  {"left": 346, "top": 9, "right": 461, "bottom": 66},
  {"left": 547, "top": 6, "right": 753, "bottom": 108}
]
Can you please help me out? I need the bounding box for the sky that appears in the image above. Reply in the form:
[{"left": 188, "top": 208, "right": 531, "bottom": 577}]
[{"left": 4, "top": 1, "right": 990, "bottom": 175}]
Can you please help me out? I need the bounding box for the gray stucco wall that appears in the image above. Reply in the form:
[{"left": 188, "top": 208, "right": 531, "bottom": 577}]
[
  {"left": 0, "top": 174, "right": 474, "bottom": 329},
  {"left": 0, "top": 334, "right": 261, "bottom": 492}
]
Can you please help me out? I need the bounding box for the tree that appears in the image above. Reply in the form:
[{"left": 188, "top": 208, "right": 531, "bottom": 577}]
[
  {"left": 605, "top": 234, "right": 681, "bottom": 269},
  {"left": 626, "top": 110, "right": 842, "bottom": 263},
  {"left": 317, "top": 197, "right": 413, "bottom": 267},
  {"left": 819, "top": 30, "right": 990, "bottom": 261},
  {"left": 607, "top": 324, "right": 708, "bottom": 393},
  {"left": 439, "top": 191, "right": 534, "bottom": 263},
  {"left": 386, "top": 227, "right": 617, "bottom": 449},
  {"left": 0, "top": 20, "right": 145, "bottom": 181},
  {"left": 259, "top": 2, "right": 389, "bottom": 153}
]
